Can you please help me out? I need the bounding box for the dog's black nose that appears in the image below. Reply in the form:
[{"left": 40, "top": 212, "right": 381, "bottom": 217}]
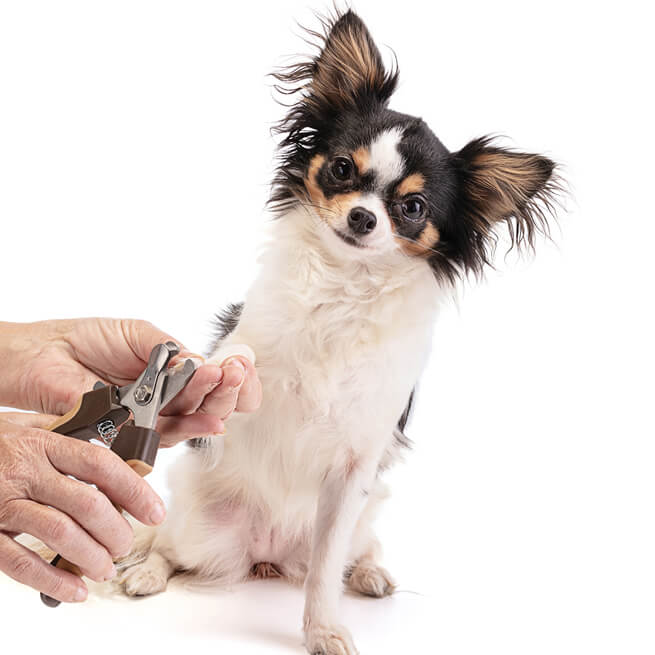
[{"left": 347, "top": 207, "right": 377, "bottom": 235}]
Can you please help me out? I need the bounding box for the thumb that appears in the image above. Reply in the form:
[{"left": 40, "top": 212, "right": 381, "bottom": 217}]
[
  {"left": 118, "top": 319, "right": 197, "bottom": 365},
  {"left": 0, "top": 411, "right": 59, "bottom": 430},
  {"left": 43, "top": 368, "right": 106, "bottom": 416}
]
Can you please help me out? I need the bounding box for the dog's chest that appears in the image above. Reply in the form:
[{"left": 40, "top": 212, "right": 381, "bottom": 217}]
[
  {"left": 216, "top": 255, "right": 439, "bottom": 493},
  {"left": 249, "top": 275, "right": 436, "bottom": 431}
]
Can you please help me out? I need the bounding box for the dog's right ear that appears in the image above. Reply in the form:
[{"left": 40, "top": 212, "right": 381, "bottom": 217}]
[
  {"left": 274, "top": 10, "right": 398, "bottom": 117},
  {"left": 270, "top": 10, "right": 398, "bottom": 214},
  {"left": 310, "top": 10, "right": 398, "bottom": 112}
]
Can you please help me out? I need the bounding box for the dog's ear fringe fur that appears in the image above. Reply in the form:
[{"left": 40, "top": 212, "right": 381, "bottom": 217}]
[
  {"left": 268, "top": 7, "right": 398, "bottom": 215},
  {"left": 429, "top": 136, "right": 565, "bottom": 284}
]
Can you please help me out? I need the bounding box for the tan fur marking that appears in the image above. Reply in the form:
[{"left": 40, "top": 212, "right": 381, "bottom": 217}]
[
  {"left": 304, "top": 154, "right": 367, "bottom": 226},
  {"left": 470, "top": 152, "right": 548, "bottom": 222},
  {"left": 305, "top": 154, "right": 327, "bottom": 204},
  {"left": 352, "top": 147, "right": 370, "bottom": 173},
  {"left": 322, "top": 191, "right": 365, "bottom": 227},
  {"left": 250, "top": 562, "right": 282, "bottom": 579},
  {"left": 309, "top": 22, "right": 387, "bottom": 109},
  {"left": 475, "top": 153, "right": 541, "bottom": 193},
  {"left": 396, "top": 173, "right": 425, "bottom": 196},
  {"left": 396, "top": 222, "right": 440, "bottom": 257}
]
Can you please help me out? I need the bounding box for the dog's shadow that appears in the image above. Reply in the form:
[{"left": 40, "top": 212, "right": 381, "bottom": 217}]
[
  {"left": 90, "top": 575, "right": 405, "bottom": 652},
  {"left": 90, "top": 576, "right": 307, "bottom": 652}
]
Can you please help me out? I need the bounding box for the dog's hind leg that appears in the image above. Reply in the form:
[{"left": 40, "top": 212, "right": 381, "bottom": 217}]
[
  {"left": 345, "top": 545, "right": 396, "bottom": 599},
  {"left": 345, "top": 479, "right": 396, "bottom": 598}
]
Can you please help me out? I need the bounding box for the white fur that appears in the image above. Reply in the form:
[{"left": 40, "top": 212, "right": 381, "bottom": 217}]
[
  {"left": 122, "top": 205, "right": 443, "bottom": 654},
  {"left": 368, "top": 127, "right": 405, "bottom": 187}
]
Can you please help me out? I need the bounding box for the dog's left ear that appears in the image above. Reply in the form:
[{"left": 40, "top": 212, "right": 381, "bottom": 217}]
[{"left": 451, "top": 137, "right": 557, "bottom": 252}]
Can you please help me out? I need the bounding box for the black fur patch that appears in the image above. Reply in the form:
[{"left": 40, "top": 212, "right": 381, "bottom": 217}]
[
  {"left": 397, "top": 389, "right": 414, "bottom": 435},
  {"left": 205, "top": 302, "right": 244, "bottom": 357}
]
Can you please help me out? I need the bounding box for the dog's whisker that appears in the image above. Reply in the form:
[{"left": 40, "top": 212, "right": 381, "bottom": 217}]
[{"left": 298, "top": 200, "right": 339, "bottom": 216}]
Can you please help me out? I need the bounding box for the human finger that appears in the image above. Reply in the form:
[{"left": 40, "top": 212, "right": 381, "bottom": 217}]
[
  {"left": 29, "top": 472, "right": 133, "bottom": 560},
  {"left": 157, "top": 413, "right": 225, "bottom": 447},
  {"left": 0, "top": 499, "right": 115, "bottom": 582},
  {"left": 0, "top": 532, "right": 88, "bottom": 603},
  {"left": 44, "top": 435, "right": 166, "bottom": 526},
  {"left": 160, "top": 364, "right": 223, "bottom": 416}
]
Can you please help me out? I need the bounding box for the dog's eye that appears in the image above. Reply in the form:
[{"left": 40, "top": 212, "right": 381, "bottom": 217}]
[
  {"left": 330, "top": 157, "right": 353, "bottom": 181},
  {"left": 401, "top": 196, "right": 426, "bottom": 221}
]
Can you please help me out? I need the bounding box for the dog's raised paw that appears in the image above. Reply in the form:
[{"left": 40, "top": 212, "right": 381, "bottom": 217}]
[
  {"left": 119, "top": 562, "right": 168, "bottom": 597},
  {"left": 346, "top": 563, "right": 396, "bottom": 598},
  {"left": 304, "top": 623, "right": 359, "bottom": 655}
]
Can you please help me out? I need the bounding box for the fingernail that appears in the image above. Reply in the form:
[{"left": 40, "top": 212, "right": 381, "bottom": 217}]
[
  {"left": 213, "top": 367, "right": 224, "bottom": 386},
  {"left": 224, "top": 357, "right": 246, "bottom": 372},
  {"left": 224, "top": 358, "right": 245, "bottom": 388},
  {"left": 74, "top": 586, "right": 88, "bottom": 602},
  {"left": 105, "top": 564, "right": 117, "bottom": 581},
  {"left": 149, "top": 501, "right": 166, "bottom": 525}
]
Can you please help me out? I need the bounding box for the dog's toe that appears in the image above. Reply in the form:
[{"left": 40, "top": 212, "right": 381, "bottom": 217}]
[
  {"left": 119, "top": 562, "right": 168, "bottom": 597},
  {"left": 346, "top": 563, "right": 396, "bottom": 598},
  {"left": 304, "top": 623, "right": 358, "bottom": 655}
]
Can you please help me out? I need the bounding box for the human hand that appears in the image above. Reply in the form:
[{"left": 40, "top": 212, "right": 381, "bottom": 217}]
[
  {"left": 0, "top": 412, "right": 166, "bottom": 603},
  {"left": 0, "top": 318, "right": 262, "bottom": 446}
]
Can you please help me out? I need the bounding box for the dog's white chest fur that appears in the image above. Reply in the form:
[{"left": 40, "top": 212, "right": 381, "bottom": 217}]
[{"left": 220, "top": 210, "right": 438, "bottom": 488}]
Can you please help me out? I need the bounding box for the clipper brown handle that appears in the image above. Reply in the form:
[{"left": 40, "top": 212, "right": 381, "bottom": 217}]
[
  {"left": 39, "top": 426, "right": 159, "bottom": 607},
  {"left": 110, "top": 425, "right": 160, "bottom": 476},
  {"left": 49, "top": 386, "right": 124, "bottom": 440}
]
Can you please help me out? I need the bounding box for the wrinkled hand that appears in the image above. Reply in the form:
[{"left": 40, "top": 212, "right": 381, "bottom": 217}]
[
  {"left": 1, "top": 318, "right": 262, "bottom": 446},
  {"left": 0, "top": 412, "right": 166, "bottom": 603}
]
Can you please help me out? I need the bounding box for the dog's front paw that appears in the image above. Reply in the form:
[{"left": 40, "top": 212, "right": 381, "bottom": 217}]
[
  {"left": 346, "top": 562, "right": 396, "bottom": 598},
  {"left": 119, "top": 561, "right": 168, "bottom": 597},
  {"left": 304, "top": 622, "right": 359, "bottom": 655}
]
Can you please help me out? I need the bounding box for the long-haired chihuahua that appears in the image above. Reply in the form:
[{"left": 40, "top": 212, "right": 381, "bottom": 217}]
[{"left": 120, "top": 9, "right": 561, "bottom": 655}]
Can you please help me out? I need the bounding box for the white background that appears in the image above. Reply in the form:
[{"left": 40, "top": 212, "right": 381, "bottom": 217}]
[{"left": 0, "top": 1, "right": 653, "bottom": 653}]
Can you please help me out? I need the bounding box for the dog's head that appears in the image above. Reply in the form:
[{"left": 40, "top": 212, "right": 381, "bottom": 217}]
[{"left": 272, "top": 10, "right": 559, "bottom": 280}]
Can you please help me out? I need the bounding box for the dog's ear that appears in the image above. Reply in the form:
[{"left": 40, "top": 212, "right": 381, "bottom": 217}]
[
  {"left": 451, "top": 137, "right": 558, "bottom": 259},
  {"left": 309, "top": 10, "right": 397, "bottom": 111},
  {"left": 274, "top": 10, "right": 397, "bottom": 117},
  {"left": 270, "top": 10, "right": 397, "bottom": 213}
]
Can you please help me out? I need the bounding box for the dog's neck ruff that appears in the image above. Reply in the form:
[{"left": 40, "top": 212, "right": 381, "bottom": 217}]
[{"left": 259, "top": 207, "right": 436, "bottom": 308}]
